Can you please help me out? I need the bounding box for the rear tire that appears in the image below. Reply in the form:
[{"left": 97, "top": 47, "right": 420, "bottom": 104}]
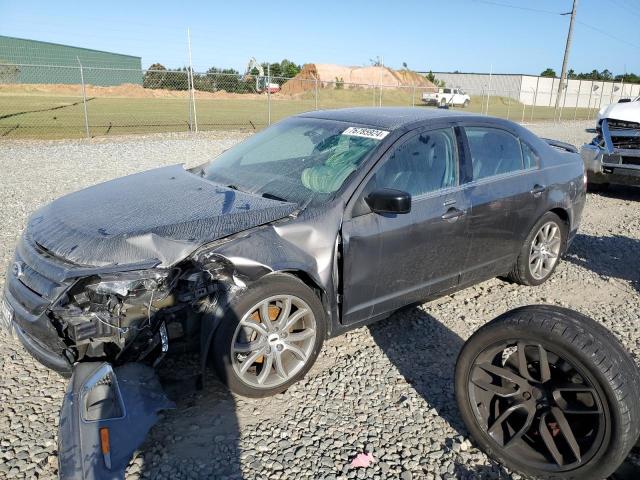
[
  {"left": 211, "top": 274, "right": 326, "bottom": 398},
  {"left": 508, "top": 212, "right": 566, "bottom": 286},
  {"left": 455, "top": 305, "right": 640, "bottom": 480}
]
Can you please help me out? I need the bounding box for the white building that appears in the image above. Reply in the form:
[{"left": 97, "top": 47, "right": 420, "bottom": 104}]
[{"left": 424, "top": 71, "right": 640, "bottom": 109}]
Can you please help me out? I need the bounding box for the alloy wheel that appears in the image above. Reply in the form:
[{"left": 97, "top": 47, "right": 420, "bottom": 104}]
[
  {"left": 468, "top": 340, "right": 607, "bottom": 471},
  {"left": 529, "top": 221, "right": 561, "bottom": 280},
  {"left": 231, "top": 295, "right": 317, "bottom": 389}
]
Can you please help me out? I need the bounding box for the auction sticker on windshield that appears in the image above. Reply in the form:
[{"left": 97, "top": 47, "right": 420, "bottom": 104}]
[{"left": 342, "top": 127, "right": 389, "bottom": 140}]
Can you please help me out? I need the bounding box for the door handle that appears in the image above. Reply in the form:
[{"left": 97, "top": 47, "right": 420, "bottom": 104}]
[
  {"left": 531, "top": 184, "right": 546, "bottom": 196},
  {"left": 441, "top": 207, "right": 465, "bottom": 221}
]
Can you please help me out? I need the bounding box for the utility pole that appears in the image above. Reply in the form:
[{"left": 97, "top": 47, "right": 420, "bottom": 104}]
[{"left": 555, "top": 0, "right": 578, "bottom": 119}]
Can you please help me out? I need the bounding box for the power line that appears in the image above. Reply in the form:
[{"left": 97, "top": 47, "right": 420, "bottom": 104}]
[
  {"left": 576, "top": 20, "right": 640, "bottom": 49},
  {"left": 470, "top": 0, "right": 640, "bottom": 50},
  {"left": 471, "top": 0, "right": 566, "bottom": 15},
  {"left": 606, "top": 0, "right": 640, "bottom": 18}
]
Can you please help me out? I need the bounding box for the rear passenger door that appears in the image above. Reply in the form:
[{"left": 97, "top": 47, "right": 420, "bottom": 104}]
[{"left": 460, "top": 126, "right": 546, "bottom": 284}]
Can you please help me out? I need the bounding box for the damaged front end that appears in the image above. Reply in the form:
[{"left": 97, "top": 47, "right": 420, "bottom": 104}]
[
  {"left": 3, "top": 233, "right": 246, "bottom": 375},
  {"left": 581, "top": 118, "right": 640, "bottom": 187},
  {"left": 2, "top": 235, "right": 252, "bottom": 479}
]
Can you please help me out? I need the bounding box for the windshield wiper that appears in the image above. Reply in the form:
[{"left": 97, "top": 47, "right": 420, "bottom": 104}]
[{"left": 262, "top": 192, "right": 288, "bottom": 202}]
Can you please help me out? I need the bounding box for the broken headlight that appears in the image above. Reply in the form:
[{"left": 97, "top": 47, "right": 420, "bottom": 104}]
[{"left": 86, "top": 270, "right": 170, "bottom": 297}]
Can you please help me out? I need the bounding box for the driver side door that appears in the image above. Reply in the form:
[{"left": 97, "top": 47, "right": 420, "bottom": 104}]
[{"left": 340, "top": 126, "right": 471, "bottom": 325}]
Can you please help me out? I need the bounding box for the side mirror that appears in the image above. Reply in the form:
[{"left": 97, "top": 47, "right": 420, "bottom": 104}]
[{"left": 365, "top": 188, "right": 411, "bottom": 214}]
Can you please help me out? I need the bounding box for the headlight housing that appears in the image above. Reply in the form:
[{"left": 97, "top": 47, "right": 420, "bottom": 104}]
[{"left": 86, "top": 270, "right": 170, "bottom": 297}]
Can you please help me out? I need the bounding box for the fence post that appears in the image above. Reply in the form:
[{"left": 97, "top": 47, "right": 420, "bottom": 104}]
[
  {"left": 521, "top": 93, "right": 527, "bottom": 123},
  {"left": 187, "top": 28, "right": 198, "bottom": 132},
  {"left": 314, "top": 74, "right": 318, "bottom": 110},
  {"left": 76, "top": 57, "right": 90, "bottom": 138},
  {"left": 530, "top": 86, "right": 538, "bottom": 123},
  {"left": 412, "top": 85, "right": 416, "bottom": 107},
  {"left": 574, "top": 81, "right": 582, "bottom": 120},
  {"left": 267, "top": 63, "right": 272, "bottom": 126}
]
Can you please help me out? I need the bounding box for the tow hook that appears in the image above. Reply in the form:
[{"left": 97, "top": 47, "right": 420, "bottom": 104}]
[{"left": 58, "top": 362, "right": 174, "bottom": 479}]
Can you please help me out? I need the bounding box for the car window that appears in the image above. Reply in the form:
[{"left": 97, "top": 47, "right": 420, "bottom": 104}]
[
  {"left": 238, "top": 126, "right": 315, "bottom": 164},
  {"left": 443, "top": 88, "right": 452, "bottom": 94},
  {"left": 520, "top": 141, "right": 538, "bottom": 169},
  {"left": 203, "top": 118, "right": 384, "bottom": 207},
  {"left": 373, "top": 128, "right": 458, "bottom": 197},
  {"left": 464, "top": 127, "right": 524, "bottom": 180}
]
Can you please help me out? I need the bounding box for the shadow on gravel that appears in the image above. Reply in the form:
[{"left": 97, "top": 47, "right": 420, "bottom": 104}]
[
  {"left": 369, "top": 307, "right": 467, "bottom": 434},
  {"left": 598, "top": 185, "right": 640, "bottom": 202},
  {"left": 454, "top": 460, "right": 511, "bottom": 479},
  {"left": 567, "top": 233, "right": 640, "bottom": 292},
  {"left": 135, "top": 360, "right": 244, "bottom": 479}
]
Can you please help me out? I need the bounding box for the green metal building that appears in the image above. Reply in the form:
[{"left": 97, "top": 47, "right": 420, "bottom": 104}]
[{"left": 0, "top": 35, "right": 142, "bottom": 85}]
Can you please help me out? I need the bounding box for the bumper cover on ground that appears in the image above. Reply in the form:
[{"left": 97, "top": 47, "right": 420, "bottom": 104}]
[{"left": 58, "top": 362, "right": 174, "bottom": 480}]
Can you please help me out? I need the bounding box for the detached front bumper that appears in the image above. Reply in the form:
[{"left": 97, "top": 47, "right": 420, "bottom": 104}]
[
  {"left": 58, "top": 362, "right": 173, "bottom": 480},
  {"left": 580, "top": 144, "right": 640, "bottom": 186}
]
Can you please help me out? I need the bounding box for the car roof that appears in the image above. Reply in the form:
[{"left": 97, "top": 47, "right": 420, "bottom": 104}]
[{"left": 297, "top": 107, "right": 476, "bottom": 130}]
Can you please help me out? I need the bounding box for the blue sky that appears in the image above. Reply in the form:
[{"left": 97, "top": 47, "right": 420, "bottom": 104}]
[{"left": 1, "top": 0, "right": 639, "bottom": 75}]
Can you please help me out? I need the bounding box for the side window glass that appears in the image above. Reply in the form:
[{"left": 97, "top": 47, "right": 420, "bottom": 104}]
[
  {"left": 465, "top": 127, "right": 524, "bottom": 180},
  {"left": 374, "top": 128, "right": 458, "bottom": 197},
  {"left": 443, "top": 88, "right": 452, "bottom": 94},
  {"left": 520, "top": 141, "right": 539, "bottom": 169}
]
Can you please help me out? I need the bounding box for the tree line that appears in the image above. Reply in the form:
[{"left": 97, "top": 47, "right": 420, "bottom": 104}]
[
  {"left": 540, "top": 67, "right": 640, "bottom": 84},
  {"left": 142, "top": 60, "right": 302, "bottom": 92}
]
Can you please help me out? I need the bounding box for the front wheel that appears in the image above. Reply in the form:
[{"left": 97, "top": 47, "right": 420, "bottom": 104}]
[
  {"left": 455, "top": 306, "right": 640, "bottom": 480},
  {"left": 211, "top": 274, "right": 326, "bottom": 398},
  {"left": 463, "top": 99, "right": 470, "bottom": 108}
]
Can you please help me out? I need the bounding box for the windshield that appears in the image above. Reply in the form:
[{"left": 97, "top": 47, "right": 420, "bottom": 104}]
[{"left": 201, "top": 117, "right": 386, "bottom": 207}]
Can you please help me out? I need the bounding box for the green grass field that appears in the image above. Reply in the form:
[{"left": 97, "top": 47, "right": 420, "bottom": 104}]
[{"left": 0, "top": 88, "right": 598, "bottom": 140}]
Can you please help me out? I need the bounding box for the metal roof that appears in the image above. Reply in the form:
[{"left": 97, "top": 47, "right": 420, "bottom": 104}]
[{"left": 298, "top": 107, "right": 474, "bottom": 130}]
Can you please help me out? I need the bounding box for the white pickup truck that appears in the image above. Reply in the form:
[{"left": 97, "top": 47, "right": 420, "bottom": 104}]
[{"left": 422, "top": 87, "right": 471, "bottom": 107}]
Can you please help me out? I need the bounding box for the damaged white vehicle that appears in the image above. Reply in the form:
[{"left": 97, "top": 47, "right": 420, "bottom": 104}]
[{"left": 581, "top": 96, "right": 640, "bottom": 190}]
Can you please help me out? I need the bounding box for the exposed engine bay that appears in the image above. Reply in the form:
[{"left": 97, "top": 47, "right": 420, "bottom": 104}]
[{"left": 51, "top": 253, "right": 246, "bottom": 371}]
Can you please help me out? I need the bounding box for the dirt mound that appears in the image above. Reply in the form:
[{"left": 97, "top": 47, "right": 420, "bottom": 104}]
[
  {"left": 0, "top": 83, "right": 267, "bottom": 100},
  {"left": 280, "top": 64, "right": 436, "bottom": 95}
]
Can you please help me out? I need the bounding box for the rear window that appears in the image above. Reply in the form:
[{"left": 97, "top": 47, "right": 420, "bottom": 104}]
[
  {"left": 465, "top": 127, "right": 524, "bottom": 180},
  {"left": 520, "top": 141, "right": 539, "bottom": 169}
]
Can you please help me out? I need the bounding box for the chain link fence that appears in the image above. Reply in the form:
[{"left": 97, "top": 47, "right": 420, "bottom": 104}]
[{"left": 0, "top": 63, "right": 632, "bottom": 140}]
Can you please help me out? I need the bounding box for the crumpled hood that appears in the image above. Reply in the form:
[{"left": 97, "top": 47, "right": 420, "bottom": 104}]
[
  {"left": 598, "top": 99, "right": 640, "bottom": 123},
  {"left": 27, "top": 164, "right": 297, "bottom": 268}
]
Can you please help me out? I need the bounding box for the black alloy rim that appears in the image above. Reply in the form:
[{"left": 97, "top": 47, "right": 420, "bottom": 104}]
[{"left": 468, "top": 340, "right": 608, "bottom": 472}]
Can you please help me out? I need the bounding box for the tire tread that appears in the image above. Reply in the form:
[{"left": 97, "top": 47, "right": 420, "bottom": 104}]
[{"left": 456, "top": 305, "right": 640, "bottom": 480}]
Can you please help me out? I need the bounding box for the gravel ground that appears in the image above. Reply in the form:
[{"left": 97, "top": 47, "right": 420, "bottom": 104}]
[{"left": 1, "top": 120, "right": 639, "bottom": 480}]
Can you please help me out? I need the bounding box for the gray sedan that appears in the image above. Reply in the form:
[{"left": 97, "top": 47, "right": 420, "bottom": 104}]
[{"left": 2, "top": 107, "right": 586, "bottom": 398}]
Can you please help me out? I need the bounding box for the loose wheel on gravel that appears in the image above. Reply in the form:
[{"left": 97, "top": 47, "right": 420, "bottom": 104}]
[
  {"left": 211, "top": 274, "right": 326, "bottom": 398},
  {"left": 455, "top": 305, "right": 640, "bottom": 480}
]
